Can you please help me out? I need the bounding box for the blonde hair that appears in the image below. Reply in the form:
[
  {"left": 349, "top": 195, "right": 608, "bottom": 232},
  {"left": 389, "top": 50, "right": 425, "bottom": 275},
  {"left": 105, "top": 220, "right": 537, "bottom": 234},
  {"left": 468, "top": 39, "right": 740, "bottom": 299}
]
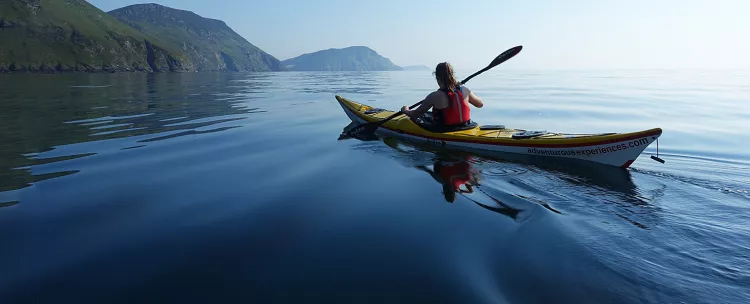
[{"left": 433, "top": 62, "right": 459, "bottom": 91}]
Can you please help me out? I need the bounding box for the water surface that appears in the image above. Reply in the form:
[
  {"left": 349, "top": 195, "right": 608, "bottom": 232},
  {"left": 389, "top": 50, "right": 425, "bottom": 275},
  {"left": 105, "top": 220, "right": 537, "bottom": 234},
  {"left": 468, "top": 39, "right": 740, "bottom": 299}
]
[{"left": 1, "top": 70, "right": 749, "bottom": 303}]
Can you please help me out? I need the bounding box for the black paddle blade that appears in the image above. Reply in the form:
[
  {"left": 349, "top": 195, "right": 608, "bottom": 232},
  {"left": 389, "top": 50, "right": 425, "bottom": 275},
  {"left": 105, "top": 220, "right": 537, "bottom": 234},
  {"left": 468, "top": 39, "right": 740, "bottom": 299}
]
[
  {"left": 489, "top": 45, "right": 523, "bottom": 68},
  {"left": 344, "top": 121, "right": 382, "bottom": 141},
  {"left": 459, "top": 45, "right": 523, "bottom": 85}
]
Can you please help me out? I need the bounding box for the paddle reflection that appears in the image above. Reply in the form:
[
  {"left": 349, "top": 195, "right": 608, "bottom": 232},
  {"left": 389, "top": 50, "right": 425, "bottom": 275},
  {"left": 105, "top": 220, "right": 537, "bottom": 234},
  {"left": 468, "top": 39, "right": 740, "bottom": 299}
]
[{"left": 0, "top": 201, "right": 19, "bottom": 209}]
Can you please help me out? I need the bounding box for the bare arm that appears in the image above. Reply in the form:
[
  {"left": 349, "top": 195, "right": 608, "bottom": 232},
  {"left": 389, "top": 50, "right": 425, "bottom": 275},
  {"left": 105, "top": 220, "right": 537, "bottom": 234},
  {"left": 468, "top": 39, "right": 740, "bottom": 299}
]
[
  {"left": 468, "top": 92, "right": 484, "bottom": 108},
  {"left": 402, "top": 91, "right": 439, "bottom": 119},
  {"left": 459, "top": 184, "right": 474, "bottom": 194},
  {"left": 462, "top": 86, "right": 483, "bottom": 108}
]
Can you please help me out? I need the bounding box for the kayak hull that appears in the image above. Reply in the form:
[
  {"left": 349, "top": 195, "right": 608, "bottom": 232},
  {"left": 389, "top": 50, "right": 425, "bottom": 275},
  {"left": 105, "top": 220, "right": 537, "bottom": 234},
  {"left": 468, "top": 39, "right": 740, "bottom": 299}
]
[{"left": 336, "top": 95, "right": 662, "bottom": 168}]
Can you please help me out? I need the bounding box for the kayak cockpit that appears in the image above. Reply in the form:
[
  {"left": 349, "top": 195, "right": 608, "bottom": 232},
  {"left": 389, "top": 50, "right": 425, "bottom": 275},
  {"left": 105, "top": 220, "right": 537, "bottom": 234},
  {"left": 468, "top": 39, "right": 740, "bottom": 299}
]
[{"left": 412, "top": 116, "right": 479, "bottom": 134}]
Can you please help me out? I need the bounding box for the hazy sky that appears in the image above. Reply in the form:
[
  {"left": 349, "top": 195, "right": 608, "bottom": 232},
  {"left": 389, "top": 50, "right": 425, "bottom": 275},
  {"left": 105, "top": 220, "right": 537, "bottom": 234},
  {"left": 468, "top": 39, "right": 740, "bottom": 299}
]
[{"left": 89, "top": 0, "right": 749, "bottom": 70}]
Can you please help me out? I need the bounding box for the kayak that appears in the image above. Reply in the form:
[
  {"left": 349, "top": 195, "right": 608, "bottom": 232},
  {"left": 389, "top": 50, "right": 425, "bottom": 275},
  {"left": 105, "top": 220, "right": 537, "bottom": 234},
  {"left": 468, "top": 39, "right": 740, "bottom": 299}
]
[{"left": 336, "top": 95, "right": 663, "bottom": 168}]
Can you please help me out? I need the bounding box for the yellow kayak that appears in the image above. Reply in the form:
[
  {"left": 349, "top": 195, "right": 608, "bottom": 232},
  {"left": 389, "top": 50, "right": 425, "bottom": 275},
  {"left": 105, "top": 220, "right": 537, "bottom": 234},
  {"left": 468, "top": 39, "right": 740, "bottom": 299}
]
[{"left": 336, "top": 95, "right": 663, "bottom": 168}]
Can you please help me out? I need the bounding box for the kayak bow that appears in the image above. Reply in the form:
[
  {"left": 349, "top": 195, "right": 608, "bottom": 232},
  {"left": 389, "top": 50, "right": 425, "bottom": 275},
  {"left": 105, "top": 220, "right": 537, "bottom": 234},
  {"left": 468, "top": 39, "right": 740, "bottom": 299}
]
[{"left": 336, "top": 95, "right": 663, "bottom": 168}]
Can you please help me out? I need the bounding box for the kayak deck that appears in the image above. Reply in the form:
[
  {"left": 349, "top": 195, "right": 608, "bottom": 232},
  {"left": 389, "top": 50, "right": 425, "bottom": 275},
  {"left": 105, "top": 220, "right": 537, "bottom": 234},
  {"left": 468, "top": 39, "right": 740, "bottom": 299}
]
[{"left": 336, "top": 95, "right": 663, "bottom": 168}]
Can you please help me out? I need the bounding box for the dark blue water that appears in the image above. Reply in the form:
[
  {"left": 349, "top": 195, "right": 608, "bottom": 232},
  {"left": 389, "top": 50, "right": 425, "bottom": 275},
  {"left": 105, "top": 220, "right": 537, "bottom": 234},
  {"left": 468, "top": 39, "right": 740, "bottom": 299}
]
[{"left": 1, "top": 71, "right": 749, "bottom": 303}]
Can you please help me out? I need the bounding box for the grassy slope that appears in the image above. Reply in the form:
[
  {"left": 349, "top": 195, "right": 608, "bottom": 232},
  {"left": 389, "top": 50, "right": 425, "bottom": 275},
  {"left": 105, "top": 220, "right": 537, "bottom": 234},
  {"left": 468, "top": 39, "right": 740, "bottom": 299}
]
[{"left": 0, "top": 0, "right": 183, "bottom": 71}]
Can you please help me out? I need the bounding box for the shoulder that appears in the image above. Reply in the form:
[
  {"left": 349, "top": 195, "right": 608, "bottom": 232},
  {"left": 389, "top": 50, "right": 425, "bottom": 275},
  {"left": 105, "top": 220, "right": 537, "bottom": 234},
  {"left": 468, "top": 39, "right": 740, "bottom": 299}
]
[
  {"left": 427, "top": 90, "right": 446, "bottom": 99},
  {"left": 459, "top": 86, "right": 472, "bottom": 95},
  {"left": 424, "top": 90, "right": 447, "bottom": 104}
]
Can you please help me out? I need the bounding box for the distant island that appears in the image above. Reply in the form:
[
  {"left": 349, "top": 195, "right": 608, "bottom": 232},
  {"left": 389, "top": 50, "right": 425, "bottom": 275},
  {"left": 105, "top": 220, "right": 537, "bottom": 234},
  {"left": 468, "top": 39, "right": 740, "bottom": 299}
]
[
  {"left": 281, "top": 46, "right": 402, "bottom": 71},
  {"left": 0, "top": 1, "right": 409, "bottom": 73},
  {"left": 402, "top": 65, "right": 431, "bottom": 71}
]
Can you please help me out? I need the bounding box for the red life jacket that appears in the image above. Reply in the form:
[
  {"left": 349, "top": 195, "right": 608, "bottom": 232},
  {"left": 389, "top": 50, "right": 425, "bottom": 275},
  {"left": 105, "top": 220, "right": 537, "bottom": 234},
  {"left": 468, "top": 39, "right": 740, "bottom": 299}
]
[{"left": 432, "top": 86, "right": 471, "bottom": 125}]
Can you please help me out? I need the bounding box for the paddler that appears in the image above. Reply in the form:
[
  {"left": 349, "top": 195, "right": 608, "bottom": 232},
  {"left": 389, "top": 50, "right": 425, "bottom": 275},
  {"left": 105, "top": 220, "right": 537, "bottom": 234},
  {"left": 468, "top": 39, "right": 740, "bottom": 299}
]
[{"left": 401, "top": 62, "right": 485, "bottom": 128}]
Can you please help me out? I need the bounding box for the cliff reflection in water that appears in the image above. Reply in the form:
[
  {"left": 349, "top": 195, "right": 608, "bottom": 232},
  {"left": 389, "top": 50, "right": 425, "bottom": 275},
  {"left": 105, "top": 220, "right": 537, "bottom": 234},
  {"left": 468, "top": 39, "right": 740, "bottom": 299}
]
[{"left": 0, "top": 72, "right": 271, "bottom": 193}]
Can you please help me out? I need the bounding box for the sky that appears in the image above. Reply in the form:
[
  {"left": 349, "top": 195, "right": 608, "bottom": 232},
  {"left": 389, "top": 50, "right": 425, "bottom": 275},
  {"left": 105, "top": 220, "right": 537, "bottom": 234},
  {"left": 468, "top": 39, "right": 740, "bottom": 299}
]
[{"left": 88, "top": 0, "right": 750, "bottom": 70}]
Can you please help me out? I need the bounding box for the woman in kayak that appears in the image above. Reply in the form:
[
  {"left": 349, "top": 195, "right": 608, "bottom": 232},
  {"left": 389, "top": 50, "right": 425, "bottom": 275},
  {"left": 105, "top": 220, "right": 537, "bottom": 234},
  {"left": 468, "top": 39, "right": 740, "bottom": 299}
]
[{"left": 401, "top": 62, "right": 484, "bottom": 127}]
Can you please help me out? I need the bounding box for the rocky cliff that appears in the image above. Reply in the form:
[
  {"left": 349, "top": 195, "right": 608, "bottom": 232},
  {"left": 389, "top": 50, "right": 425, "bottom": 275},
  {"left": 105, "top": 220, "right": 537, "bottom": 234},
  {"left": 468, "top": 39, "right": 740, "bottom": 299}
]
[{"left": 109, "top": 4, "right": 282, "bottom": 72}]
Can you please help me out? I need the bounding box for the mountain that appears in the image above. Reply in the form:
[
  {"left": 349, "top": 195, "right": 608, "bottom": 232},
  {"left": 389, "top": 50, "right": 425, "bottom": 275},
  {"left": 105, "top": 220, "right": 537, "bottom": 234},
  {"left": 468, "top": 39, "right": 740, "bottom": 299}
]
[
  {"left": 281, "top": 46, "right": 402, "bottom": 71},
  {"left": 109, "top": 4, "right": 281, "bottom": 72},
  {"left": 0, "top": 1, "right": 281, "bottom": 72},
  {"left": 0, "top": 0, "right": 181, "bottom": 72},
  {"left": 402, "top": 65, "right": 431, "bottom": 71}
]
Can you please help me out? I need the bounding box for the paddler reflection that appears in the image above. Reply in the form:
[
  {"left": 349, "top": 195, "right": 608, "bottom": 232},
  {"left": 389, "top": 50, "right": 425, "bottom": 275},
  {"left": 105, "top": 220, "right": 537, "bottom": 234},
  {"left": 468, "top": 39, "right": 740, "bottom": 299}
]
[
  {"left": 416, "top": 154, "right": 480, "bottom": 203},
  {"left": 378, "top": 137, "right": 546, "bottom": 219},
  {"left": 417, "top": 153, "right": 525, "bottom": 219}
]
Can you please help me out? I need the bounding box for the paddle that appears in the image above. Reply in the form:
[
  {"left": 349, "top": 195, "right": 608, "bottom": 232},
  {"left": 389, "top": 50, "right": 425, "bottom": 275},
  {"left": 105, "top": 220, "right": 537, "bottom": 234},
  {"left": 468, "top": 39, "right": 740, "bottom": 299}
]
[{"left": 344, "top": 45, "right": 523, "bottom": 141}]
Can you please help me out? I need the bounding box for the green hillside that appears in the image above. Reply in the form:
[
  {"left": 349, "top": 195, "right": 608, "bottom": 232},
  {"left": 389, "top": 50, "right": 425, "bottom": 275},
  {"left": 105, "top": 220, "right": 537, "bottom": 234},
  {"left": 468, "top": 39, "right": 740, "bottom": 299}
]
[
  {"left": 0, "top": 0, "right": 188, "bottom": 72},
  {"left": 0, "top": 1, "right": 281, "bottom": 72}
]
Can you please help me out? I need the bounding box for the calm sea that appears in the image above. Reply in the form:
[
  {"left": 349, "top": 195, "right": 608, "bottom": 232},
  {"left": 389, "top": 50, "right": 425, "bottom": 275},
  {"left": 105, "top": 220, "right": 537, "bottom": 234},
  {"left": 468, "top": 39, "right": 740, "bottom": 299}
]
[{"left": 1, "top": 70, "right": 749, "bottom": 303}]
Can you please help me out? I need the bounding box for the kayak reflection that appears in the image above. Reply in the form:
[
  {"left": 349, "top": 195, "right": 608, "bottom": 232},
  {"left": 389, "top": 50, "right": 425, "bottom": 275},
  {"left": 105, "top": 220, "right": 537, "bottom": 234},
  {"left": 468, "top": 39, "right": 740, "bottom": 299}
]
[
  {"left": 342, "top": 121, "right": 640, "bottom": 204},
  {"left": 343, "top": 123, "right": 657, "bottom": 229}
]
